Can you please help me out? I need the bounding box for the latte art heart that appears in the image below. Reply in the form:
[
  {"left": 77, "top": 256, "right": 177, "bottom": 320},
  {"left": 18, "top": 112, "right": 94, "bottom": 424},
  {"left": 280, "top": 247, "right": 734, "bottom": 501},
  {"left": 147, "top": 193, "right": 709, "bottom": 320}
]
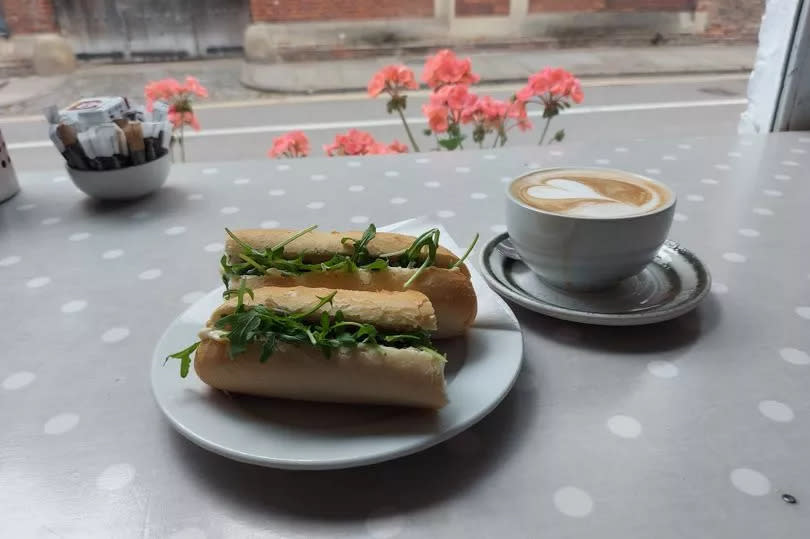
[{"left": 512, "top": 172, "right": 671, "bottom": 218}]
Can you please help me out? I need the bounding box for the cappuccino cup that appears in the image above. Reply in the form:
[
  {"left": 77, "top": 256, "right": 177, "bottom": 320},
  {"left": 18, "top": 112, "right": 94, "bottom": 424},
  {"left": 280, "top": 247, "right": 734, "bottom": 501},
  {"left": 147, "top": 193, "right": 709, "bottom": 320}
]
[{"left": 505, "top": 168, "right": 676, "bottom": 290}]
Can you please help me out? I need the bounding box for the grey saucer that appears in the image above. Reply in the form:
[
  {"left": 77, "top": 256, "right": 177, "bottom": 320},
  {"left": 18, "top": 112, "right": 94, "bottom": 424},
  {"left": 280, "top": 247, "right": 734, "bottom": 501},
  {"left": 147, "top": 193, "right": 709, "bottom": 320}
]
[{"left": 479, "top": 233, "right": 711, "bottom": 326}]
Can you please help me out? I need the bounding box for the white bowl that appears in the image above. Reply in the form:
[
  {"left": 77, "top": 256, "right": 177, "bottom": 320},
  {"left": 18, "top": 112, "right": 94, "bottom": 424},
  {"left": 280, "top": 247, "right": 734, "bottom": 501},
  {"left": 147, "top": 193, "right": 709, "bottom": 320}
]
[{"left": 66, "top": 153, "right": 171, "bottom": 200}]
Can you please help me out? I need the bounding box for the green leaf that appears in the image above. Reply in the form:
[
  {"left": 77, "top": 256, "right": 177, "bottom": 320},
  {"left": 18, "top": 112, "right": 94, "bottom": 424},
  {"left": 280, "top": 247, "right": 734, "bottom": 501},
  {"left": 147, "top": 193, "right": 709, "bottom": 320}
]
[
  {"left": 553, "top": 129, "right": 566, "bottom": 142},
  {"left": 165, "top": 341, "right": 200, "bottom": 378},
  {"left": 450, "top": 233, "right": 479, "bottom": 269},
  {"left": 438, "top": 138, "right": 461, "bottom": 151},
  {"left": 422, "top": 128, "right": 432, "bottom": 136},
  {"left": 259, "top": 334, "right": 276, "bottom": 362}
]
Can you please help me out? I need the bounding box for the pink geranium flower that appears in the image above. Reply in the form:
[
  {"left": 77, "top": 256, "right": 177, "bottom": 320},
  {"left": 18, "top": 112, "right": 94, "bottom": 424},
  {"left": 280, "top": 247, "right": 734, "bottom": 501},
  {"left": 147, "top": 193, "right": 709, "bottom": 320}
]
[
  {"left": 168, "top": 107, "right": 201, "bottom": 131},
  {"left": 367, "top": 65, "right": 418, "bottom": 97},
  {"left": 516, "top": 67, "right": 583, "bottom": 105},
  {"left": 421, "top": 84, "right": 476, "bottom": 133},
  {"left": 268, "top": 131, "right": 310, "bottom": 158},
  {"left": 422, "top": 49, "right": 480, "bottom": 89},
  {"left": 324, "top": 129, "right": 406, "bottom": 156}
]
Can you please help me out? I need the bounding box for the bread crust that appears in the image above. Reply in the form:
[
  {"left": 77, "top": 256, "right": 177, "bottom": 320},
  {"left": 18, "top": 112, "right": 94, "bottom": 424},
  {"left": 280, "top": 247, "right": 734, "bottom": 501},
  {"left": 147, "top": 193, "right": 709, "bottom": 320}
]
[
  {"left": 210, "top": 286, "right": 437, "bottom": 333},
  {"left": 235, "top": 266, "right": 476, "bottom": 338},
  {"left": 225, "top": 228, "right": 470, "bottom": 277},
  {"left": 194, "top": 339, "right": 448, "bottom": 409}
]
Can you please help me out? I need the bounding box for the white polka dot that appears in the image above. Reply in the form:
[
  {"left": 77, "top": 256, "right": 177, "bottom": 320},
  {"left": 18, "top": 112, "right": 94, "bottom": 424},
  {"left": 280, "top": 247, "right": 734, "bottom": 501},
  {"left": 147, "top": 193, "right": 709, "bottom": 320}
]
[
  {"left": 647, "top": 360, "right": 678, "bottom": 378},
  {"left": 424, "top": 181, "right": 441, "bottom": 188},
  {"left": 138, "top": 268, "right": 162, "bottom": 280},
  {"left": 730, "top": 468, "right": 770, "bottom": 496},
  {"left": 168, "top": 528, "right": 207, "bottom": 539},
  {"left": 739, "top": 139, "right": 753, "bottom": 146},
  {"left": 307, "top": 201, "right": 325, "bottom": 209},
  {"left": 131, "top": 211, "right": 150, "bottom": 220},
  {"left": 553, "top": 486, "right": 594, "bottom": 518},
  {"left": 52, "top": 175, "right": 68, "bottom": 183},
  {"left": 549, "top": 150, "right": 563, "bottom": 156},
  {"left": 673, "top": 212, "right": 688, "bottom": 222},
  {"left": 415, "top": 157, "right": 430, "bottom": 164},
  {"left": 310, "top": 174, "right": 327, "bottom": 181},
  {"left": 677, "top": 144, "right": 691, "bottom": 150},
  {"left": 268, "top": 189, "right": 285, "bottom": 196},
  {"left": 26, "top": 276, "right": 51, "bottom": 288},
  {"left": 714, "top": 164, "right": 731, "bottom": 170},
  {"left": 43, "top": 413, "right": 80, "bottom": 435},
  {"left": 763, "top": 189, "right": 782, "bottom": 197},
  {"left": 606, "top": 415, "right": 642, "bottom": 439},
  {"left": 774, "top": 174, "right": 791, "bottom": 181},
  {"left": 187, "top": 193, "right": 203, "bottom": 201},
  {"left": 164, "top": 226, "right": 186, "bottom": 236},
  {"left": 455, "top": 166, "right": 470, "bottom": 173},
  {"left": 384, "top": 170, "right": 399, "bottom": 177},
  {"left": 233, "top": 178, "right": 251, "bottom": 185},
  {"left": 204, "top": 242, "right": 224, "bottom": 253},
  {"left": 781, "top": 160, "right": 799, "bottom": 166},
  {"left": 662, "top": 155, "right": 677, "bottom": 161},
  {"left": 796, "top": 306, "right": 810, "bottom": 320},
  {"left": 348, "top": 185, "right": 365, "bottom": 192},
  {"left": 758, "top": 400, "right": 794, "bottom": 423},
  {"left": 260, "top": 220, "right": 280, "bottom": 229},
  {"left": 0, "top": 255, "right": 21, "bottom": 267},
  {"left": 41, "top": 217, "right": 60, "bottom": 225},
  {"left": 390, "top": 197, "right": 407, "bottom": 205},
  {"left": 347, "top": 160, "right": 362, "bottom": 167},
  {"left": 701, "top": 178, "right": 719, "bottom": 185},
  {"left": 201, "top": 168, "right": 219, "bottom": 175},
  {"left": 2, "top": 371, "right": 35, "bottom": 390},
  {"left": 780, "top": 347, "right": 810, "bottom": 365},
  {"left": 16, "top": 203, "right": 36, "bottom": 211},
  {"left": 470, "top": 192, "right": 488, "bottom": 200},
  {"left": 686, "top": 194, "right": 704, "bottom": 202},
  {"left": 220, "top": 206, "right": 239, "bottom": 214},
  {"left": 366, "top": 507, "right": 407, "bottom": 539},
  {"left": 723, "top": 252, "right": 746, "bottom": 263},
  {"left": 482, "top": 153, "right": 497, "bottom": 160},
  {"left": 727, "top": 151, "right": 742, "bottom": 158},
  {"left": 96, "top": 463, "right": 135, "bottom": 491},
  {"left": 102, "top": 249, "right": 124, "bottom": 260},
  {"left": 526, "top": 162, "right": 540, "bottom": 168},
  {"left": 595, "top": 158, "right": 611, "bottom": 165},
  {"left": 615, "top": 147, "right": 629, "bottom": 152},
  {"left": 790, "top": 148, "right": 806, "bottom": 154},
  {"left": 490, "top": 224, "right": 507, "bottom": 233},
  {"left": 500, "top": 176, "right": 512, "bottom": 183},
  {"left": 350, "top": 216, "right": 369, "bottom": 224},
  {"left": 68, "top": 232, "right": 90, "bottom": 242},
  {"left": 101, "top": 327, "right": 130, "bottom": 343},
  {"left": 182, "top": 291, "right": 206, "bottom": 304},
  {"left": 60, "top": 300, "right": 87, "bottom": 314},
  {"left": 712, "top": 282, "right": 729, "bottom": 294},
  {"left": 738, "top": 228, "right": 760, "bottom": 238},
  {"left": 753, "top": 208, "right": 773, "bottom": 216},
  {"left": 437, "top": 210, "right": 455, "bottom": 218},
  {"left": 276, "top": 164, "right": 290, "bottom": 171},
  {"left": 645, "top": 168, "right": 661, "bottom": 175}
]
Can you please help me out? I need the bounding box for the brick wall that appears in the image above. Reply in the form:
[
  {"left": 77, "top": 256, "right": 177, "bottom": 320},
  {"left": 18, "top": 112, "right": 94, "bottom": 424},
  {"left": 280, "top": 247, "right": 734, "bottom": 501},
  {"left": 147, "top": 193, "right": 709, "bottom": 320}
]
[
  {"left": 698, "top": 0, "right": 764, "bottom": 38},
  {"left": 250, "top": 0, "right": 434, "bottom": 22},
  {"left": 456, "top": 0, "right": 510, "bottom": 16},
  {"left": 529, "top": 0, "right": 695, "bottom": 12},
  {"left": 1, "top": 0, "right": 57, "bottom": 34}
]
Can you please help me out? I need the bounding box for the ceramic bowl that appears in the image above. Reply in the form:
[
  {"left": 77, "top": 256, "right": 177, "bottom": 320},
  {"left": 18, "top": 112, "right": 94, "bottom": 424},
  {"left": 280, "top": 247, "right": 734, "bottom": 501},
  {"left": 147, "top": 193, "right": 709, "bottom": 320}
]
[{"left": 66, "top": 153, "right": 171, "bottom": 200}]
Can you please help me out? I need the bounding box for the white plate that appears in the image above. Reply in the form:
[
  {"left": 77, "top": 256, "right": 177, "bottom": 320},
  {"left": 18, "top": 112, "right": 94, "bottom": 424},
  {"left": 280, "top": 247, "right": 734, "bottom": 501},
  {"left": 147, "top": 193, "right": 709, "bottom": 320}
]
[{"left": 151, "top": 219, "right": 523, "bottom": 470}]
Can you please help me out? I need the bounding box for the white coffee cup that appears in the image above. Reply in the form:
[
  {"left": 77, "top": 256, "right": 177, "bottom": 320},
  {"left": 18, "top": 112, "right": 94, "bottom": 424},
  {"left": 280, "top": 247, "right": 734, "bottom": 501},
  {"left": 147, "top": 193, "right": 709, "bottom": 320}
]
[{"left": 505, "top": 167, "right": 676, "bottom": 290}]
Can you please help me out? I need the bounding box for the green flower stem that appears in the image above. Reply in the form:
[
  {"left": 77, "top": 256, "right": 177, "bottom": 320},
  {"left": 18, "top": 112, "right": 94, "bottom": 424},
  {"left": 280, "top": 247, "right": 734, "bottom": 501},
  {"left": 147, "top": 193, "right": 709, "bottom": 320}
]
[
  {"left": 537, "top": 116, "right": 552, "bottom": 146},
  {"left": 395, "top": 106, "right": 420, "bottom": 152}
]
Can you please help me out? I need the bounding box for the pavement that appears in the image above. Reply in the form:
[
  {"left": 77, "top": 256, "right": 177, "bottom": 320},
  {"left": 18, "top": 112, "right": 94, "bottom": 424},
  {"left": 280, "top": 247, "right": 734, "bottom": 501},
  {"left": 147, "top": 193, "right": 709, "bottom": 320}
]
[{"left": 0, "top": 44, "right": 755, "bottom": 116}]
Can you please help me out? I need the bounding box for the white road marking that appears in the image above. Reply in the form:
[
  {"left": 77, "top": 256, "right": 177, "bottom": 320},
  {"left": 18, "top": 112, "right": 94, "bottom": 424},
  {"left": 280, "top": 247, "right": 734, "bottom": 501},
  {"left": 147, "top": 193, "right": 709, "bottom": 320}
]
[{"left": 7, "top": 98, "right": 747, "bottom": 150}]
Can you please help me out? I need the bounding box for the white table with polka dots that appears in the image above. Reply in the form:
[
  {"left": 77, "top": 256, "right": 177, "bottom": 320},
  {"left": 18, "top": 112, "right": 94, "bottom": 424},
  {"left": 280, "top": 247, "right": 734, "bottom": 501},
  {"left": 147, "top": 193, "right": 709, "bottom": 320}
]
[{"left": 2, "top": 132, "right": 809, "bottom": 539}]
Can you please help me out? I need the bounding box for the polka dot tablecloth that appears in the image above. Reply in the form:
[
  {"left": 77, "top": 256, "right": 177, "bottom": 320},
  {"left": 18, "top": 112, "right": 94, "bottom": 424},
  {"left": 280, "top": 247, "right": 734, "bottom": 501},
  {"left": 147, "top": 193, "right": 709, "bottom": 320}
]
[{"left": 1, "top": 133, "right": 809, "bottom": 538}]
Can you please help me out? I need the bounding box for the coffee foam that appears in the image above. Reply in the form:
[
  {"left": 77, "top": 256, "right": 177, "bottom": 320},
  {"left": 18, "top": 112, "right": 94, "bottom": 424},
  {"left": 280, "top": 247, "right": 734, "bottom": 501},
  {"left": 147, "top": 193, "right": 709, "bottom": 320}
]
[{"left": 512, "top": 171, "right": 671, "bottom": 218}]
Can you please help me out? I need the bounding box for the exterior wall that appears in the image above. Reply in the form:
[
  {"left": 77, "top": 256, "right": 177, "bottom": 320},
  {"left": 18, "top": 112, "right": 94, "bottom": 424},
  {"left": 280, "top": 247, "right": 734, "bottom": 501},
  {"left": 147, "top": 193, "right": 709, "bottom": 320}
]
[
  {"left": 249, "top": 0, "right": 435, "bottom": 22},
  {"left": 1, "top": 0, "right": 57, "bottom": 34},
  {"left": 698, "top": 0, "right": 765, "bottom": 38},
  {"left": 456, "top": 0, "right": 510, "bottom": 16}
]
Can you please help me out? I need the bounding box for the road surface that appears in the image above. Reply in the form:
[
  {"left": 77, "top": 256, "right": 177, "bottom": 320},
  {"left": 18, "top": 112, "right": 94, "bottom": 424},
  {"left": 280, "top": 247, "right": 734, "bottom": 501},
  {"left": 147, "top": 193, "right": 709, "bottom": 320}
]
[{"left": 2, "top": 73, "right": 749, "bottom": 171}]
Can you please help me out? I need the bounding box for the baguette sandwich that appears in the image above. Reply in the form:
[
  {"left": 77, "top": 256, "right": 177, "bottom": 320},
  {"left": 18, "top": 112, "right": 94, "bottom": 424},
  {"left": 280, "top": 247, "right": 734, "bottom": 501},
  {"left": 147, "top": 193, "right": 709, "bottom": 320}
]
[
  {"left": 221, "top": 224, "right": 478, "bottom": 338},
  {"left": 167, "top": 284, "right": 448, "bottom": 409}
]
